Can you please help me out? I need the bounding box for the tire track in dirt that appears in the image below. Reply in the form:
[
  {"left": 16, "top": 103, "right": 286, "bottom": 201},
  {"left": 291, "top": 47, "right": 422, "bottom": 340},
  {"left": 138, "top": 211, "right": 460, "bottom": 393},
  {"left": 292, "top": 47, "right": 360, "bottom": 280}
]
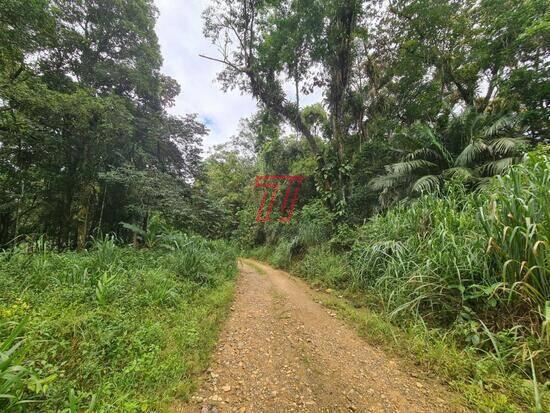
[{"left": 172, "top": 259, "right": 467, "bottom": 413}]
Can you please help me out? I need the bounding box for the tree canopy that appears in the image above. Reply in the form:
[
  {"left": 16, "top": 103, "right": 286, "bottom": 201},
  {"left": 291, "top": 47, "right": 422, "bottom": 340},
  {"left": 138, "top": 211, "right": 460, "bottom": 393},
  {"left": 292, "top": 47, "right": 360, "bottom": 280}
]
[
  {"left": 203, "top": 0, "right": 548, "bottom": 216},
  {"left": 0, "top": 0, "right": 220, "bottom": 247}
]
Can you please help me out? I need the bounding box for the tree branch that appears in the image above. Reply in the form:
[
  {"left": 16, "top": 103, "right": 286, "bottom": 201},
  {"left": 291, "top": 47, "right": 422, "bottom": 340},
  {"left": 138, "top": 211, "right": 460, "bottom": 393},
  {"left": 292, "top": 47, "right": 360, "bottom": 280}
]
[
  {"left": 480, "top": 67, "right": 499, "bottom": 112},
  {"left": 198, "top": 54, "right": 249, "bottom": 73},
  {"left": 198, "top": 55, "right": 320, "bottom": 157}
]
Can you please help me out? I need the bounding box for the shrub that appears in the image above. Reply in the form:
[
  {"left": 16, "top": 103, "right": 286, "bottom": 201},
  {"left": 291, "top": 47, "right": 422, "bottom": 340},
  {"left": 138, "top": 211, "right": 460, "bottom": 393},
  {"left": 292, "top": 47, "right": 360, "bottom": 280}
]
[
  {"left": 296, "top": 200, "right": 334, "bottom": 248},
  {"left": 269, "top": 240, "right": 293, "bottom": 269},
  {"left": 329, "top": 223, "right": 357, "bottom": 251}
]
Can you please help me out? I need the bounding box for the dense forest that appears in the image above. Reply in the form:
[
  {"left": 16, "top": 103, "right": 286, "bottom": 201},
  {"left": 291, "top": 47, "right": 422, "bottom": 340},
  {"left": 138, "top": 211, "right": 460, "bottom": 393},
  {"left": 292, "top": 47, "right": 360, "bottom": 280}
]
[{"left": 0, "top": 0, "right": 548, "bottom": 412}]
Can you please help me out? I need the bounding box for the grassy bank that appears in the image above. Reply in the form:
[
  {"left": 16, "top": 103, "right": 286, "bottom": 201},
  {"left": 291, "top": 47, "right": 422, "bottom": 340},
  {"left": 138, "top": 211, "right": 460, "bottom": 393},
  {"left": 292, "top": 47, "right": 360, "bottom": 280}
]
[
  {"left": 246, "top": 149, "right": 550, "bottom": 412},
  {"left": 0, "top": 234, "right": 237, "bottom": 412}
]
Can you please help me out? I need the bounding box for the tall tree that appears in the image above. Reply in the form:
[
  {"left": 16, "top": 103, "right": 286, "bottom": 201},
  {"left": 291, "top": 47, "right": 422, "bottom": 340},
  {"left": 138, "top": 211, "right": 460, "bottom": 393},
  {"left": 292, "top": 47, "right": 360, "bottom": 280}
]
[
  {"left": 203, "top": 0, "right": 363, "bottom": 211},
  {"left": 0, "top": 0, "right": 207, "bottom": 247}
]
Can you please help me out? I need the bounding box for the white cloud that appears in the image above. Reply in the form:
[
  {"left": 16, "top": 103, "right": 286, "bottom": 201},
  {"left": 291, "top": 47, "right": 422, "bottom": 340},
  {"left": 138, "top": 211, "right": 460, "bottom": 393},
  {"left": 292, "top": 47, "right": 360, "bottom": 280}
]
[
  {"left": 154, "top": 0, "right": 325, "bottom": 151},
  {"left": 154, "top": 0, "right": 257, "bottom": 149}
]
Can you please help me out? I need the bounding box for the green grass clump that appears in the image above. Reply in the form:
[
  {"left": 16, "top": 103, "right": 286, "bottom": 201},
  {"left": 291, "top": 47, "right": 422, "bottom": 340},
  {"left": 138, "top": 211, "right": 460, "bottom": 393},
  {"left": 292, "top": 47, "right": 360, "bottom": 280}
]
[
  {"left": 298, "top": 246, "right": 349, "bottom": 289},
  {"left": 0, "top": 234, "right": 238, "bottom": 412}
]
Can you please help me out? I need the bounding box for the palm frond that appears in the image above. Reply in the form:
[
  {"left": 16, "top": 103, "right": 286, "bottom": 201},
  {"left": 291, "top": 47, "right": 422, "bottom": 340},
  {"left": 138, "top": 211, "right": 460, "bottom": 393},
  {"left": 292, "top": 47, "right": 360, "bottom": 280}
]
[
  {"left": 443, "top": 166, "right": 476, "bottom": 180},
  {"left": 369, "top": 174, "right": 408, "bottom": 191},
  {"left": 483, "top": 115, "right": 519, "bottom": 138},
  {"left": 425, "top": 130, "right": 454, "bottom": 166},
  {"left": 404, "top": 148, "right": 443, "bottom": 162},
  {"left": 411, "top": 175, "right": 442, "bottom": 194},
  {"left": 489, "top": 137, "right": 528, "bottom": 156},
  {"left": 455, "top": 140, "right": 489, "bottom": 167},
  {"left": 448, "top": 107, "right": 482, "bottom": 142},
  {"left": 386, "top": 159, "right": 438, "bottom": 176},
  {"left": 478, "top": 157, "right": 520, "bottom": 176}
]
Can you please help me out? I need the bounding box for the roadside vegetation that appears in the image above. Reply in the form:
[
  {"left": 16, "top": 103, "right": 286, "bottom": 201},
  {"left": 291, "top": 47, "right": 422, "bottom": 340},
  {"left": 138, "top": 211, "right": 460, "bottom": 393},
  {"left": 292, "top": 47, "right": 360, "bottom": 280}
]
[
  {"left": 247, "top": 148, "right": 549, "bottom": 412},
  {"left": 199, "top": 1, "right": 548, "bottom": 410},
  {"left": 1, "top": 0, "right": 548, "bottom": 411},
  {"left": 1, "top": 3, "right": 240, "bottom": 409},
  {"left": 0, "top": 233, "right": 237, "bottom": 412}
]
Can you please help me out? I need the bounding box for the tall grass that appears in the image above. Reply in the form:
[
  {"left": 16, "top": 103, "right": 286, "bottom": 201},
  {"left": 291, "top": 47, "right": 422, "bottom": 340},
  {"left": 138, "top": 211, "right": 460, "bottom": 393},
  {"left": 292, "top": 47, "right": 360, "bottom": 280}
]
[
  {"left": 348, "top": 183, "right": 491, "bottom": 326},
  {"left": 0, "top": 232, "right": 238, "bottom": 411},
  {"left": 480, "top": 150, "right": 549, "bottom": 309}
]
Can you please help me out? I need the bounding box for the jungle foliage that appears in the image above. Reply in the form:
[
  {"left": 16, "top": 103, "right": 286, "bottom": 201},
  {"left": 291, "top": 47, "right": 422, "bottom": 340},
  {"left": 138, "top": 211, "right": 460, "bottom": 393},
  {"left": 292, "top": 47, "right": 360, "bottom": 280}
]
[
  {"left": 203, "top": 0, "right": 548, "bottom": 215},
  {"left": 245, "top": 148, "right": 550, "bottom": 411},
  {"left": 0, "top": 0, "right": 230, "bottom": 249},
  {"left": 1, "top": 0, "right": 549, "bottom": 411},
  {"left": 198, "top": 1, "right": 549, "bottom": 410}
]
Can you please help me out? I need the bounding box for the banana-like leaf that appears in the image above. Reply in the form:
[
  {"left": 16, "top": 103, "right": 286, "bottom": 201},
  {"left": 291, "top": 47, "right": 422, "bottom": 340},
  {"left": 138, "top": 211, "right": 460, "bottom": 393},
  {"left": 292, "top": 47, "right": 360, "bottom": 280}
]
[{"left": 120, "top": 222, "right": 147, "bottom": 237}]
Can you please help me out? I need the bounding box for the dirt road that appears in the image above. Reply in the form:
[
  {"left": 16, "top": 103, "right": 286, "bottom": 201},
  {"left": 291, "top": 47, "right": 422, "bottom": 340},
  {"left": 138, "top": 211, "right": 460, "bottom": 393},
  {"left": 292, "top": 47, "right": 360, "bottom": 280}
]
[{"left": 174, "top": 259, "right": 465, "bottom": 413}]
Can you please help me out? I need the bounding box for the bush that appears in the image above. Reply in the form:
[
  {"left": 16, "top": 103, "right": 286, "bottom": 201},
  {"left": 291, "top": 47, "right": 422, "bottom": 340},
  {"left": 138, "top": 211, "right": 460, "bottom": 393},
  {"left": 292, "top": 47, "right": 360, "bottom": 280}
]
[
  {"left": 269, "top": 239, "right": 293, "bottom": 269},
  {"left": 296, "top": 200, "right": 333, "bottom": 248},
  {"left": 329, "top": 223, "right": 357, "bottom": 251},
  {"left": 298, "top": 246, "right": 349, "bottom": 288}
]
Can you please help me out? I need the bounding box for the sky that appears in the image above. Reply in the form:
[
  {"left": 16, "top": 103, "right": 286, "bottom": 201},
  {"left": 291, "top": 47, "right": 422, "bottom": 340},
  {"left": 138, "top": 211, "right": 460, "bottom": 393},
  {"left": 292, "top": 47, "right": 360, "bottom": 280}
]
[{"left": 154, "top": 0, "right": 257, "bottom": 150}]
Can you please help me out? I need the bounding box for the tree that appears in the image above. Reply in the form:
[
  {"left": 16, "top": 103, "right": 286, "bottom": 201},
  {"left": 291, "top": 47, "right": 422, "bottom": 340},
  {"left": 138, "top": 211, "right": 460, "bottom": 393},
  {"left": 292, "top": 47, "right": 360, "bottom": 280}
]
[
  {"left": 203, "top": 0, "right": 363, "bottom": 211},
  {"left": 0, "top": 0, "right": 208, "bottom": 247},
  {"left": 201, "top": 140, "right": 257, "bottom": 235},
  {"left": 369, "top": 110, "right": 529, "bottom": 206}
]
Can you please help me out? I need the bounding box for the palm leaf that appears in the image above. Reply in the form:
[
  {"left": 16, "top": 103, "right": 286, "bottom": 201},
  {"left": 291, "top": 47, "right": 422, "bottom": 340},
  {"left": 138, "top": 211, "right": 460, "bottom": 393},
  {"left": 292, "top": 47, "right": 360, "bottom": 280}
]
[
  {"left": 386, "top": 159, "right": 438, "bottom": 176},
  {"left": 369, "top": 174, "right": 408, "bottom": 191},
  {"left": 404, "top": 148, "right": 442, "bottom": 162},
  {"left": 483, "top": 115, "right": 519, "bottom": 138},
  {"left": 455, "top": 140, "right": 490, "bottom": 166},
  {"left": 489, "top": 137, "right": 528, "bottom": 156},
  {"left": 411, "top": 175, "right": 442, "bottom": 194},
  {"left": 424, "top": 128, "right": 453, "bottom": 166},
  {"left": 443, "top": 166, "right": 476, "bottom": 180},
  {"left": 478, "top": 157, "right": 520, "bottom": 176}
]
